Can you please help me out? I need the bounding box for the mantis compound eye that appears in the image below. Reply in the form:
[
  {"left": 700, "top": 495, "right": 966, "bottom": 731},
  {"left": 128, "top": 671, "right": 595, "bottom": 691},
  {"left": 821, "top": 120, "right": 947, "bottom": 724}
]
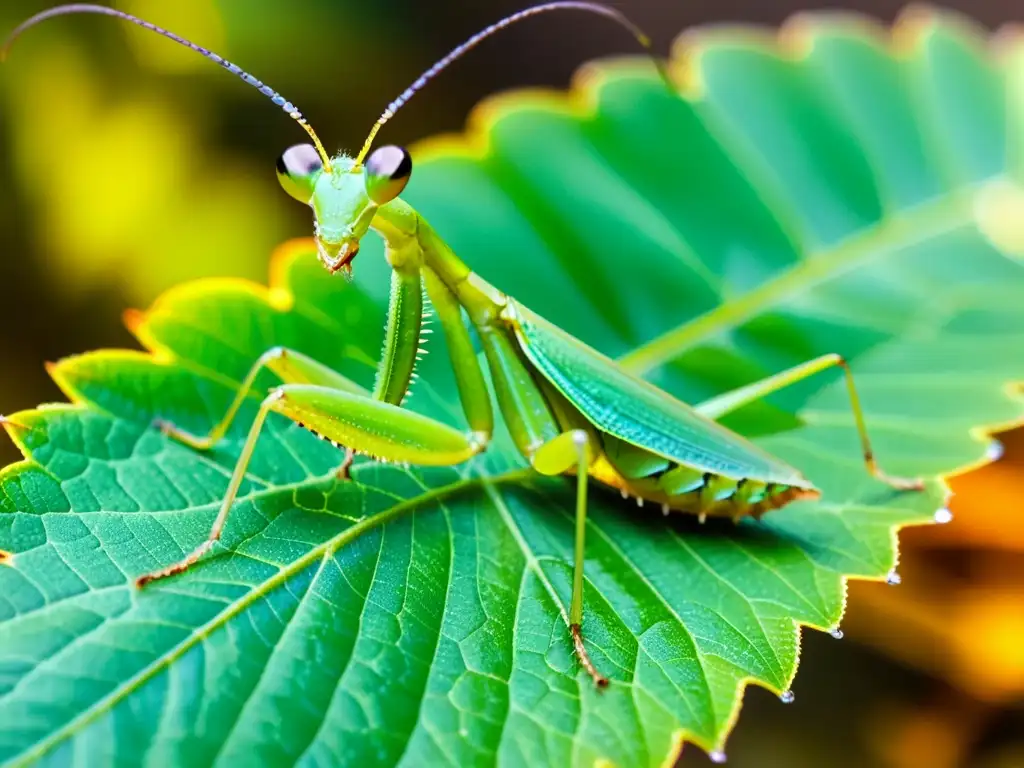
[
  {"left": 364, "top": 145, "right": 412, "bottom": 205},
  {"left": 276, "top": 143, "right": 324, "bottom": 203}
]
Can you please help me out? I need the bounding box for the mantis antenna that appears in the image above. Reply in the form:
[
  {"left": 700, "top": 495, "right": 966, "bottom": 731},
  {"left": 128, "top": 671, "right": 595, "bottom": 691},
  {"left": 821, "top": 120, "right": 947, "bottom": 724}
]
[
  {"left": 0, "top": 3, "right": 335, "bottom": 172},
  {"left": 354, "top": 1, "right": 672, "bottom": 165}
]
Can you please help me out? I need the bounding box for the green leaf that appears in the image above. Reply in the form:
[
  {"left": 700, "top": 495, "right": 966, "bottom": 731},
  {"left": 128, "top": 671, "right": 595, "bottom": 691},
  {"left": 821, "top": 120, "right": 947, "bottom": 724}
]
[{"left": 2, "top": 7, "right": 1023, "bottom": 765}]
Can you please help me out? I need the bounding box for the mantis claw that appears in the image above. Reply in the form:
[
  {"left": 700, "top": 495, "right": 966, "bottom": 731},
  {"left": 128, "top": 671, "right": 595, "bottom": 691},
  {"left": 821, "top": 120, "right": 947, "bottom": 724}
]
[
  {"left": 868, "top": 460, "right": 925, "bottom": 492},
  {"left": 893, "top": 476, "right": 926, "bottom": 492},
  {"left": 571, "top": 623, "right": 609, "bottom": 688},
  {"left": 335, "top": 447, "right": 356, "bottom": 480},
  {"left": 136, "top": 539, "right": 216, "bottom": 588},
  {"left": 154, "top": 418, "right": 218, "bottom": 451}
]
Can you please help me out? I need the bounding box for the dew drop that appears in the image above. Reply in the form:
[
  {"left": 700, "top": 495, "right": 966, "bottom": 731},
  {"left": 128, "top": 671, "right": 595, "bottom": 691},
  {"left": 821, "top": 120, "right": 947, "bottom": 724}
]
[
  {"left": 698, "top": 513, "right": 708, "bottom": 524},
  {"left": 934, "top": 507, "right": 953, "bottom": 524},
  {"left": 886, "top": 569, "right": 902, "bottom": 586},
  {"left": 780, "top": 690, "right": 795, "bottom": 704},
  {"left": 661, "top": 504, "right": 670, "bottom": 516},
  {"left": 829, "top": 628, "right": 844, "bottom": 640},
  {"left": 709, "top": 750, "right": 727, "bottom": 764},
  {"left": 987, "top": 440, "right": 1004, "bottom": 461},
  {"left": 620, "top": 489, "right": 628, "bottom": 499}
]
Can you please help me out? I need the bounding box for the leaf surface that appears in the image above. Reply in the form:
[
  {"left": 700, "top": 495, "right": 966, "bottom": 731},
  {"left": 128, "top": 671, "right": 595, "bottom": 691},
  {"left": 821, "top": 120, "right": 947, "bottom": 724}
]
[{"left": 2, "top": 8, "right": 1023, "bottom": 766}]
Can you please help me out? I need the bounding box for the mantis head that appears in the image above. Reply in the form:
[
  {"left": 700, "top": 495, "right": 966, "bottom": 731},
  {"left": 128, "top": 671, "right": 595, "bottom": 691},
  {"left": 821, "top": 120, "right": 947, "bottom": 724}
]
[{"left": 276, "top": 144, "right": 412, "bottom": 274}]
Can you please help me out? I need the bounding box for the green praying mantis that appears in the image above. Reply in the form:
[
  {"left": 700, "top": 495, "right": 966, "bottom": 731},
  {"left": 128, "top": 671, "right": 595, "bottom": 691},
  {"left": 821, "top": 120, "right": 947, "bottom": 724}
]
[{"left": 4, "top": 1, "right": 924, "bottom": 688}]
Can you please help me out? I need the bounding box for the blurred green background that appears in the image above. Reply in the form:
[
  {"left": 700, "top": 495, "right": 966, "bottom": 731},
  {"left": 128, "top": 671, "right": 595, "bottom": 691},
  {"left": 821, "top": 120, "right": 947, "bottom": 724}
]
[{"left": 2, "top": 1, "right": 1023, "bottom": 766}]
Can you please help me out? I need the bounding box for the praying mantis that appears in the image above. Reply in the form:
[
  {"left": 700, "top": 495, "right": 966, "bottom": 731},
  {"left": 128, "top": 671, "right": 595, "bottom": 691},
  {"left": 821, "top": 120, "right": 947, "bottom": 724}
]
[{"left": 4, "top": 2, "right": 924, "bottom": 688}]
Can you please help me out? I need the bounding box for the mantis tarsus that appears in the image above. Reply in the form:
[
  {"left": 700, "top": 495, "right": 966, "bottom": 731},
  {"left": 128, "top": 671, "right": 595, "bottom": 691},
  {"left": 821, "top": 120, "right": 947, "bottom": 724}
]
[{"left": 4, "top": 1, "right": 924, "bottom": 688}]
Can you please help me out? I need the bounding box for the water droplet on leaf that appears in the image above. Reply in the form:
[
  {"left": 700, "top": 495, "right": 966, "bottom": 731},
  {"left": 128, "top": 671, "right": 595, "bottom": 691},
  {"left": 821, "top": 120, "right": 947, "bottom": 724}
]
[
  {"left": 780, "top": 690, "right": 794, "bottom": 703},
  {"left": 934, "top": 507, "right": 953, "bottom": 524},
  {"left": 710, "top": 750, "right": 727, "bottom": 764},
  {"left": 830, "top": 628, "right": 844, "bottom": 640},
  {"left": 886, "top": 569, "right": 902, "bottom": 586}
]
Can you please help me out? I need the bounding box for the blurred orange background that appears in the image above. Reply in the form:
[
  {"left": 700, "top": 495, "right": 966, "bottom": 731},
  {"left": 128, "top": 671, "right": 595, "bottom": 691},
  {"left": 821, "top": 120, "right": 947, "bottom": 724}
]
[{"left": 1, "top": 1, "right": 1023, "bottom": 766}]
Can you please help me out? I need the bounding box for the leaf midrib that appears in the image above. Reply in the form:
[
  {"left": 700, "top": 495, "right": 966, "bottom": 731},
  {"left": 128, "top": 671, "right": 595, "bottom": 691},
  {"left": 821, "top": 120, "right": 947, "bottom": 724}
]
[{"left": 618, "top": 188, "right": 981, "bottom": 374}]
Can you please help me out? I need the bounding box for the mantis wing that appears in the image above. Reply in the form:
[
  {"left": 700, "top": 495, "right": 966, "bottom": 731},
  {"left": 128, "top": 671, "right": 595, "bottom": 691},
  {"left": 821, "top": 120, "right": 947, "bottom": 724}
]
[{"left": 508, "top": 301, "right": 814, "bottom": 489}]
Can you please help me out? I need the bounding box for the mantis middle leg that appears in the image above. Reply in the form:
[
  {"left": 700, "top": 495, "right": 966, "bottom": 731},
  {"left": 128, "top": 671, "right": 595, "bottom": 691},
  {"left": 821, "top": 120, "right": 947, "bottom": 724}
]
[
  {"left": 530, "top": 428, "right": 608, "bottom": 687},
  {"left": 695, "top": 353, "right": 923, "bottom": 490}
]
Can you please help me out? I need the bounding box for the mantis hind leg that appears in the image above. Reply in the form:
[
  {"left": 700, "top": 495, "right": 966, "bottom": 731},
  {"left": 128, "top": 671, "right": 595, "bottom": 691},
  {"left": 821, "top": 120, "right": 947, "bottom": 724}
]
[
  {"left": 695, "top": 353, "right": 923, "bottom": 491},
  {"left": 532, "top": 429, "right": 608, "bottom": 688},
  {"left": 137, "top": 383, "right": 487, "bottom": 588}
]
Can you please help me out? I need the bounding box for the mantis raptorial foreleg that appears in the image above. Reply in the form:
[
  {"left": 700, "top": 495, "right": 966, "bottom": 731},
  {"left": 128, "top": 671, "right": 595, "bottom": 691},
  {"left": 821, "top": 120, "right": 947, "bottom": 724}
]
[
  {"left": 159, "top": 346, "right": 367, "bottom": 445},
  {"left": 143, "top": 247, "right": 497, "bottom": 588},
  {"left": 695, "top": 353, "right": 924, "bottom": 491},
  {"left": 138, "top": 383, "right": 488, "bottom": 586},
  {"left": 158, "top": 346, "right": 367, "bottom": 477},
  {"left": 160, "top": 252, "right": 435, "bottom": 473}
]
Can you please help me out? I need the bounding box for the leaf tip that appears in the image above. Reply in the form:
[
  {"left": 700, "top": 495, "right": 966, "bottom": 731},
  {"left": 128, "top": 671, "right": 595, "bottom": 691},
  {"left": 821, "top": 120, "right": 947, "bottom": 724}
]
[
  {"left": 42, "top": 360, "right": 73, "bottom": 398},
  {"left": 666, "top": 41, "right": 706, "bottom": 100},
  {"left": 891, "top": 4, "right": 937, "bottom": 55},
  {"left": 777, "top": 15, "right": 820, "bottom": 60},
  {"left": 123, "top": 308, "right": 145, "bottom": 334},
  {"left": 0, "top": 411, "right": 42, "bottom": 456},
  {"left": 0, "top": 413, "right": 29, "bottom": 436}
]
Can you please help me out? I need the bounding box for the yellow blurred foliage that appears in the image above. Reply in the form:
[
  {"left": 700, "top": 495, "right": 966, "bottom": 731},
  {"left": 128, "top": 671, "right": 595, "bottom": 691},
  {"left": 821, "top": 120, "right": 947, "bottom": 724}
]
[
  {"left": 5, "top": 26, "right": 289, "bottom": 302},
  {"left": 116, "top": 0, "right": 225, "bottom": 73}
]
